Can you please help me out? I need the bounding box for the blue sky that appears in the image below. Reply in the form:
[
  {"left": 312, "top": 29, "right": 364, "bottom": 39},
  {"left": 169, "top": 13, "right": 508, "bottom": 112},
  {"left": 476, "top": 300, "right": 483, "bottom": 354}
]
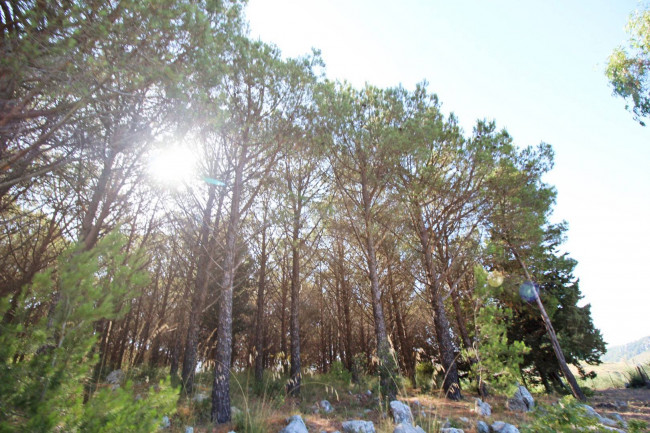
[{"left": 245, "top": 0, "right": 650, "bottom": 347}]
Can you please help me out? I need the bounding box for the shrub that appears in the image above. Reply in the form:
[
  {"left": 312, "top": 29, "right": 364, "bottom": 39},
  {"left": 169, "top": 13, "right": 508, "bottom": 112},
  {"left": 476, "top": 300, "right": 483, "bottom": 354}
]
[
  {"left": 80, "top": 379, "right": 178, "bottom": 433},
  {"left": 0, "top": 232, "right": 150, "bottom": 432},
  {"left": 626, "top": 365, "right": 650, "bottom": 389},
  {"left": 521, "top": 396, "right": 609, "bottom": 433},
  {"left": 415, "top": 361, "right": 434, "bottom": 392}
]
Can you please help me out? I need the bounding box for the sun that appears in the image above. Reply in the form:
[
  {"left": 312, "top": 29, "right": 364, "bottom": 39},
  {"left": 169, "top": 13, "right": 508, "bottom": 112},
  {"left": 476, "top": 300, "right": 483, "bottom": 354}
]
[{"left": 148, "top": 144, "right": 198, "bottom": 188}]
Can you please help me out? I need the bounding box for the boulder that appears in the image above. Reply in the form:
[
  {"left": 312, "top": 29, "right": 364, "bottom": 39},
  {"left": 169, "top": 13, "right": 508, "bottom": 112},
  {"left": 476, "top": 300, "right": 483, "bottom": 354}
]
[
  {"left": 160, "top": 416, "right": 171, "bottom": 429},
  {"left": 477, "top": 421, "right": 490, "bottom": 433},
  {"left": 506, "top": 386, "right": 534, "bottom": 412},
  {"left": 185, "top": 428, "right": 194, "bottom": 433},
  {"left": 342, "top": 420, "right": 375, "bottom": 433},
  {"left": 393, "top": 423, "right": 426, "bottom": 433},
  {"left": 440, "top": 429, "right": 464, "bottom": 433},
  {"left": 106, "top": 369, "right": 125, "bottom": 385},
  {"left": 608, "top": 413, "right": 627, "bottom": 428},
  {"left": 390, "top": 400, "right": 414, "bottom": 425},
  {"left": 320, "top": 400, "right": 334, "bottom": 413},
  {"left": 474, "top": 399, "right": 492, "bottom": 417},
  {"left": 614, "top": 400, "right": 628, "bottom": 411},
  {"left": 490, "top": 421, "right": 520, "bottom": 433},
  {"left": 582, "top": 405, "right": 621, "bottom": 428},
  {"left": 280, "top": 415, "right": 308, "bottom": 433}
]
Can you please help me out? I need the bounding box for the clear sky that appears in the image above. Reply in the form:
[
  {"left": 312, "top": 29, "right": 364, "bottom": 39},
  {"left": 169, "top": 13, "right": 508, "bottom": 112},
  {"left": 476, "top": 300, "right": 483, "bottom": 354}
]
[{"left": 245, "top": 0, "right": 650, "bottom": 347}]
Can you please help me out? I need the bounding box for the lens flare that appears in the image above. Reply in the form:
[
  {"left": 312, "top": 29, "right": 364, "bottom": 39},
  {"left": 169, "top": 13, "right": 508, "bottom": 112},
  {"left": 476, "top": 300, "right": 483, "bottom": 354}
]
[
  {"left": 519, "top": 281, "right": 538, "bottom": 302},
  {"left": 487, "top": 270, "right": 504, "bottom": 287}
]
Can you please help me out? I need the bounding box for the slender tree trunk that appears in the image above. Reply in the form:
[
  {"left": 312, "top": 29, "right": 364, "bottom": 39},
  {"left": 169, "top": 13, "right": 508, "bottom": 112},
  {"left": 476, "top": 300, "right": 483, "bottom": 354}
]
[
  {"left": 416, "top": 212, "right": 462, "bottom": 400},
  {"left": 254, "top": 203, "right": 269, "bottom": 382},
  {"left": 511, "top": 249, "right": 586, "bottom": 401},
  {"left": 360, "top": 175, "right": 397, "bottom": 401},
  {"left": 280, "top": 253, "right": 289, "bottom": 373},
  {"left": 211, "top": 157, "right": 243, "bottom": 424},
  {"left": 150, "top": 268, "right": 173, "bottom": 367},
  {"left": 182, "top": 185, "right": 217, "bottom": 394},
  {"left": 288, "top": 207, "right": 302, "bottom": 396}
]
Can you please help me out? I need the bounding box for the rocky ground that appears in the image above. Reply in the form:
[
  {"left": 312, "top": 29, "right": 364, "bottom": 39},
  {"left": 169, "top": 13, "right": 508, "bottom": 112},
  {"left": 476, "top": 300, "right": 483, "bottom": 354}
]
[{"left": 192, "top": 387, "right": 650, "bottom": 433}]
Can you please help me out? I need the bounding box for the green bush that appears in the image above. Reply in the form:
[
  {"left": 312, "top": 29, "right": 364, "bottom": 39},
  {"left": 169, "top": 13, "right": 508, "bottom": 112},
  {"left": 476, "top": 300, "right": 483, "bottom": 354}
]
[
  {"left": 0, "top": 233, "right": 150, "bottom": 432},
  {"left": 326, "top": 361, "right": 352, "bottom": 385},
  {"left": 415, "top": 361, "right": 434, "bottom": 392},
  {"left": 80, "top": 379, "right": 178, "bottom": 433},
  {"left": 521, "top": 396, "right": 609, "bottom": 433},
  {"left": 626, "top": 365, "right": 650, "bottom": 389},
  {"left": 628, "top": 419, "right": 649, "bottom": 433}
]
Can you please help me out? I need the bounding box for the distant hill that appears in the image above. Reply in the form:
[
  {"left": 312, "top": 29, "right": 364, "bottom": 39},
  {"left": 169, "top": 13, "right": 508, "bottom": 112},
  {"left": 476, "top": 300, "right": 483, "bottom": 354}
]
[{"left": 603, "top": 336, "right": 650, "bottom": 363}]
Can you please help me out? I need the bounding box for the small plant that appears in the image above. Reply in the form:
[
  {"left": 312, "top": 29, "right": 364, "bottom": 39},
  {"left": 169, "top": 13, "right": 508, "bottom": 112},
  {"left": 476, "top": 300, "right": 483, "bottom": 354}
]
[
  {"left": 80, "top": 378, "right": 178, "bottom": 433},
  {"left": 521, "top": 396, "right": 609, "bottom": 433},
  {"left": 625, "top": 365, "right": 650, "bottom": 389},
  {"left": 416, "top": 361, "right": 435, "bottom": 392},
  {"left": 628, "top": 419, "right": 649, "bottom": 433}
]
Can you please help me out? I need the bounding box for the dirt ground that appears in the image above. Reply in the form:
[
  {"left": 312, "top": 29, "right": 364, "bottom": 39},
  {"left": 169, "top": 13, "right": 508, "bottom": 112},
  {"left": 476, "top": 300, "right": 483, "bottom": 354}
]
[
  {"left": 590, "top": 387, "right": 650, "bottom": 424},
  {"left": 206, "top": 387, "right": 650, "bottom": 433}
]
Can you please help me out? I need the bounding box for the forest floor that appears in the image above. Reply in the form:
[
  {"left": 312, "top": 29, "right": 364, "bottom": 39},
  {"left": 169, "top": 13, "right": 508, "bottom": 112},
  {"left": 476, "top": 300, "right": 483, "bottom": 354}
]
[{"left": 175, "top": 382, "right": 650, "bottom": 433}]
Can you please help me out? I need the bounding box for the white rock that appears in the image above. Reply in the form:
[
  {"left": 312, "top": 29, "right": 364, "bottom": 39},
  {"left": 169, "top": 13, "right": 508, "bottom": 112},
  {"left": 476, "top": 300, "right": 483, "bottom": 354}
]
[
  {"left": 160, "top": 416, "right": 170, "bottom": 429},
  {"left": 390, "top": 400, "right": 414, "bottom": 425},
  {"left": 474, "top": 399, "right": 492, "bottom": 417},
  {"left": 394, "top": 424, "right": 426, "bottom": 433},
  {"left": 185, "top": 428, "right": 194, "bottom": 433},
  {"left": 106, "top": 369, "right": 125, "bottom": 385},
  {"left": 459, "top": 417, "right": 470, "bottom": 424},
  {"left": 490, "top": 421, "right": 520, "bottom": 433},
  {"left": 321, "top": 400, "right": 334, "bottom": 413},
  {"left": 342, "top": 420, "right": 376, "bottom": 433},
  {"left": 280, "top": 415, "right": 308, "bottom": 433},
  {"left": 440, "top": 429, "right": 464, "bottom": 433},
  {"left": 231, "top": 406, "right": 242, "bottom": 416},
  {"left": 477, "top": 420, "right": 489, "bottom": 433},
  {"left": 193, "top": 393, "right": 208, "bottom": 403},
  {"left": 507, "top": 386, "right": 534, "bottom": 412}
]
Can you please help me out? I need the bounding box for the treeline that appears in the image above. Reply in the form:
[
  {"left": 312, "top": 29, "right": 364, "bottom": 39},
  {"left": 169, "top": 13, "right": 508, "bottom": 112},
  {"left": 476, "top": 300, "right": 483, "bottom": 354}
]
[{"left": 0, "top": 0, "right": 605, "bottom": 429}]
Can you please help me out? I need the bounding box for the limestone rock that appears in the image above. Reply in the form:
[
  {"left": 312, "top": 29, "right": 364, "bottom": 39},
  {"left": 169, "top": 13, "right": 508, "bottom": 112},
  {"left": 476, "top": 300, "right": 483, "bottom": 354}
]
[
  {"left": 507, "top": 386, "right": 534, "bottom": 412},
  {"left": 393, "top": 423, "right": 426, "bottom": 433},
  {"left": 192, "top": 393, "right": 208, "bottom": 403},
  {"left": 390, "top": 400, "right": 414, "bottom": 425},
  {"left": 321, "top": 400, "right": 334, "bottom": 413},
  {"left": 440, "top": 429, "right": 464, "bottom": 433},
  {"left": 280, "top": 415, "right": 308, "bottom": 433},
  {"left": 475, "top": 399, "right": 492, "bottom": 417},
  {"left": 477, "top": 421, "right": 490, "bottom": 433},
  {"left": 490, "top": 421, "right": 520, "bottom": 433},
  {"left": 609, "top": 413, "right": 627, "bottom": 428},
  {"left": 160, "top": 416, "right": 170, "bottom": 429},
  {"left": 185, "top": 428, "right": 194, "bottom": 433},
  {"left": 582, "top": 404, "right": 622, "bottom": 429},
  {"left": 342, "top": 420, "right": 375, "bottom": 433},
  {"left": 106, "top": 369, "right": 125, "bottom": 385}
]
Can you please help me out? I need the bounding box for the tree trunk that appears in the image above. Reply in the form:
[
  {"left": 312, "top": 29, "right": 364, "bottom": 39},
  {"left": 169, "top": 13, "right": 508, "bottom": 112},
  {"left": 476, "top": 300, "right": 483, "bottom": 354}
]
[
  {"left": 416, "top": 212, "right": 462, "bottom": 400},
  {"left": 211, "top": 158, "right": 243, "bottom": 424},
  {"left": 288, "top": 208, "right": 302, "bottom": 396},
  {"left": 254, "top": 211, "right": 269, "bottom": 382},
  {"left": 280, "top": 253, "right": 289, "bottom": 374},
  {"left": 182, "top": 185, "right": 217, "bottom": 395},
  {"left": 512, "top": 249, "right": 586, "bottom": 402}
]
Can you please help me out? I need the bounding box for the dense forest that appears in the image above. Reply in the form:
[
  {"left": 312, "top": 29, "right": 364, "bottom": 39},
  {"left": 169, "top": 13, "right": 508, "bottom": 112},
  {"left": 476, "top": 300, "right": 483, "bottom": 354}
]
[{"left": 0, "top": 1, "right": 609, "bottom": 430}]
